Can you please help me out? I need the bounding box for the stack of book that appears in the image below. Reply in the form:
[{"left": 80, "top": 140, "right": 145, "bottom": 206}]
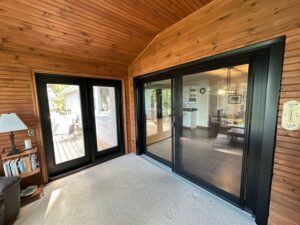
[{"left": 3, "top": 154, "right": 39, "bottom": 177}]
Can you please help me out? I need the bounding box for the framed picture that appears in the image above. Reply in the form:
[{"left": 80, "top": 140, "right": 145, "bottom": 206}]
[
  {"left": 228, "top": 95, "right": 242, "bottom": 104},
  {"left": 188, "top": 87, "right": 197, "bottom": 102},
  {"left": 189, "top": 98, "right": 196, "bottom": 102}
]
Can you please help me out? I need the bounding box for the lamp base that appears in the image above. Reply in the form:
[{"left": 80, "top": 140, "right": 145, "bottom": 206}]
[{"left": 8, "top": 131, "right": 19, "bottom": 156}]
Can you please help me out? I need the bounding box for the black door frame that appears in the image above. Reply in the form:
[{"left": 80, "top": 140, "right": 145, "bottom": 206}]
[
  {"left": 136, "top": 75, "right": 174, "bottom": 168},
  {"left": 173, "top": 56, "right": 252, "bottom": 207},
  {"left": 36, "top": 74, "right": 125, "bottom": 178},
  {"left": 87, "top": 78, "right": 125, "bottom": 159},
  {"left": 134, "top": 37, "right": 285, "bottom": 225}
]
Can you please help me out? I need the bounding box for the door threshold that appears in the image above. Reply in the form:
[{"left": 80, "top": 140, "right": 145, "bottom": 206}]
[
  {"left": 141, "top": 154, "right": 172, "bottom": 172},
  {"left": 49, "top": 152, "right": 124, "bottom": 181}
]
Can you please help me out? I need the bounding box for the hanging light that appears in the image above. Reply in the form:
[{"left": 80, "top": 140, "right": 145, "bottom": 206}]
[
  {"left": 218, "top": 67, "right": 229, "bottom": 95},
  {"left": 217, "top": 89, "right": 226, "bottom": 95},
  {"left": 227, "top": 66, "right": 237, "bottom": 94},
  {"left": 227, "top": 67, "right": 231, "bottom": 89},
  {"left": 217, "top": 67, "right": 236, "bottom": 95}
]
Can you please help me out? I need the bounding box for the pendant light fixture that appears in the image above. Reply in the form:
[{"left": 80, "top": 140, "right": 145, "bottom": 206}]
[
  {"left": 226, "top": 66, "right": 236, "bottom": 94},
  {"left": 218, "top": 66, "right": 234, "bottom": 95}
]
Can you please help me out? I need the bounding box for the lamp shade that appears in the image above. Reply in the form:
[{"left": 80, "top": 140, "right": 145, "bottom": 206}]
[{"left": 0, "top": 113, "right": 28, "bottom": 133}]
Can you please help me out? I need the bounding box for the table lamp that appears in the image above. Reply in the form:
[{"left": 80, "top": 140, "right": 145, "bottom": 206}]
[{"left": 0, "top": 113, "right": 28, "bottom": 155}]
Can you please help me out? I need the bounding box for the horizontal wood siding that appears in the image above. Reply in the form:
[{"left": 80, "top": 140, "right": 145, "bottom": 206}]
[
  {"left": 129, "top": 0, "right": 300, "bottom": 224},
  {"left": 0, "top": 0, "right": 213, "bottom": 183},
  {"left": 0, "top": 50, "right": 127, "bottom": 183},
  {"left": 0, "top": 0, "right": 211, "bottom": 69}
]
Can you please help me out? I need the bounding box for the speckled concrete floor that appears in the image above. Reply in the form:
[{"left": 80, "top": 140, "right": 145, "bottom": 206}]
[{"left": 14, "top": 154, "right": 256, "bottom": 225}]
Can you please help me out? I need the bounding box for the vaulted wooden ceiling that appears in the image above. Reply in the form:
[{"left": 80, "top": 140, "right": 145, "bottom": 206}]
[{"left": 0, "top": 0, "right": 212, "bottom": 71}]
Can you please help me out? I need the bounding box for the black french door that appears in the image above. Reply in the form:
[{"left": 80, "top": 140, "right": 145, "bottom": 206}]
[
  {"left": 36, "top": 74, "right": 124, "bottom": 178},
  {"left": 135, "top": 38, "right": 285, "bottom": 225},
  {"left": 87, "top": 79, "right": 124, "bottom": 158}
]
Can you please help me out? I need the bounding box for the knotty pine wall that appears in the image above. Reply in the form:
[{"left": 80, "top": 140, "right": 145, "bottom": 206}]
[
  {"left": 0, "top": 49, "right": 129, "bottom": 183},
  {"left": 128, "top": 0, "right": 300, "bottom": 224}
]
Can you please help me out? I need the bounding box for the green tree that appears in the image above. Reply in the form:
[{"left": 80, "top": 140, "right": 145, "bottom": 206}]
[{"left": 50, "top": 84, "right": 68, "bottom": 113}]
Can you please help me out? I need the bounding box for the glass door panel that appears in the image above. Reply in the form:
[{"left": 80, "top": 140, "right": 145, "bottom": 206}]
[
  {"left": 46, "top": 84, "right": 85, "bottom": 164},
  {"left": 178, "top": 64, "right": 249, "bottom": 198},
  {"left": 36, "top": 76, "right": 91, "bottom": 178},
  {"left": 92, "top": 86, "right": 118, "bottom": 151},
  {"left": 36, "top": 75, "right": 124, "bottom": 178},
  {"left": 144, "top": 79, "right": 172, "bottom": 164}
]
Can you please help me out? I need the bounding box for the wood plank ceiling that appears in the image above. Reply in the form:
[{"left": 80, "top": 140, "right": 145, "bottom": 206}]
[{"left": 0, "top": 0, "right": 213, "bottom": 71}]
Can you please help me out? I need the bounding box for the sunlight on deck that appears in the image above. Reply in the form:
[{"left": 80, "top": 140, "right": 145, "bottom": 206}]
[{"left": 53, "top": 134, "right": 85, "bottom": 164}]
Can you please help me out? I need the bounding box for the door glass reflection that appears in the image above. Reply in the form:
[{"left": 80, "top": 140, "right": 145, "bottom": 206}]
[
  {"left": 93, "top": 86, "right": 118, "bottom": 151},
  {"left": 144, "top": 80, "right": 172, "bottom": 162},
  {"left": 180, "top": 64, "right": 249, "bottom": 197}
]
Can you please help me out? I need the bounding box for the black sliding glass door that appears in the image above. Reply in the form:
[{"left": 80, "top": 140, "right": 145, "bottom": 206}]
[
  {"left": 174, "top": 63, "right": 250, "bottom": 202},
  {"left": 138, "top": 63, "right": 251, "bottom": 203},
  {"left": 143, "top": 79, "right": 173, "bottom": 166},
  {"left": 36, "top": 75, "right": 124, "bottom": 178},
  {"left": 135, "top": 38, "right": 285, "bottom": 225}
]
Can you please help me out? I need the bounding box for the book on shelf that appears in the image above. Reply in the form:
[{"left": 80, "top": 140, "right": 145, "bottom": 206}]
[{"left": 2, "top": 153, "right": 39, "bottom": 177}]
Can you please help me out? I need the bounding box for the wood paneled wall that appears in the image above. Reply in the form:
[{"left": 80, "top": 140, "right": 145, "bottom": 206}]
[
  {"left": 0, "top": 49, "right": 128, "bottom": 183},
  {"left": 128, "top": 0, "right": 300, "bottom": 224},
  {"left": 0, "top": 0, "right": 213, "bottom": 182},
  {"left": 0, "top": 0, "right": 211, "bottom": 69}
]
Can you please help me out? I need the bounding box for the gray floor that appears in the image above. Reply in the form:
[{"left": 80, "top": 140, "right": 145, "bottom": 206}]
[
  {"left": 15, "top": 154, "right": 256, "bottom": 225},
  {"left": 147, "top": 138, "right": 172, "bottom": 161}
]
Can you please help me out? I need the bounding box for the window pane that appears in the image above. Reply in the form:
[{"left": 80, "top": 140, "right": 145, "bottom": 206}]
[
  {"left": 93, "top": 86, "right": 118, "bottom": 151},
  {"left": 144, "top": 80, "right": 172, "bottom": 162},
  {"left": 180, "top": 64, "right": 249, "bottom": 197},
  {"left": 46, "top": 84, "right": 85, "bottom": 164}
]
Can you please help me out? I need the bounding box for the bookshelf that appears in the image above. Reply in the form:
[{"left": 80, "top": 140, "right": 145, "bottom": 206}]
[
  {"left": 1, "top": 147, "right": 44, "bottom": 205},
  {"left": 19, "top": 168, "right": 41, "bottom": 179},
  {"left": 1, "top": 148, "right": 38, "bottom": 161}
]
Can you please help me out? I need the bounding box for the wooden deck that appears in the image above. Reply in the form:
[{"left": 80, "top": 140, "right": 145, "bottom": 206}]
[{"left": 53, "top": 134, "right": 85, "bottom": 164}]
